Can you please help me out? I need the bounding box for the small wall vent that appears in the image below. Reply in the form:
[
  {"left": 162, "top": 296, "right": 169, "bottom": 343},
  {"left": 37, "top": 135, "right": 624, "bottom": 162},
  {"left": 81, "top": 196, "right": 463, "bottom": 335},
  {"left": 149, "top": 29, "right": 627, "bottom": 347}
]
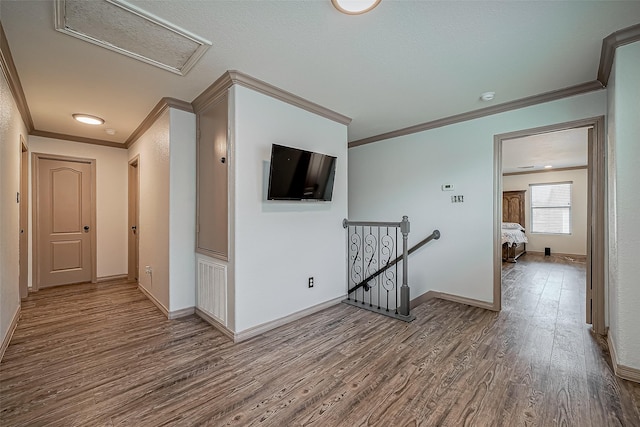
[{"left": 54, "top": 0, "right": 211, "bottom": 76}]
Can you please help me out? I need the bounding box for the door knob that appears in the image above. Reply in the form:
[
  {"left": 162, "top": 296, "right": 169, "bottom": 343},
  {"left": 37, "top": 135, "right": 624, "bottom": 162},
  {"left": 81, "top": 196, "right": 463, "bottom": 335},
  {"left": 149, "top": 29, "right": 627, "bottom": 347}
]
[{"left": 83, "top": 225, "right": 90, "bottom": 232}]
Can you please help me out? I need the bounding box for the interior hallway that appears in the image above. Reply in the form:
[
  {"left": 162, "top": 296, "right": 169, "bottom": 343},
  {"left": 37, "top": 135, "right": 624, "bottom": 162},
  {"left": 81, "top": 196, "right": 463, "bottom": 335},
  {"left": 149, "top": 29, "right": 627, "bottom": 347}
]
[{"left": 1, "top": 255, "right": 639, "bottom": 426}]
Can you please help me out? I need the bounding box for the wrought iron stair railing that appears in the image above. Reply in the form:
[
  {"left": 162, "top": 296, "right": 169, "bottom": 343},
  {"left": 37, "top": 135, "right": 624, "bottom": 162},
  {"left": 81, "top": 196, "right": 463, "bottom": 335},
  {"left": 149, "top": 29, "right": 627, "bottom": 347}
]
[{"left": 343, "top": 216, "right": 440, "bottom": 322}]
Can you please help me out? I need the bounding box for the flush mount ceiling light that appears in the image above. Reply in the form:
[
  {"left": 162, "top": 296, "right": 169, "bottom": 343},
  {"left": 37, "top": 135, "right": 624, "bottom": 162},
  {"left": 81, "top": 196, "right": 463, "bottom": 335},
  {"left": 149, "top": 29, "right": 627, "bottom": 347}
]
[
  {"left": 480, "top": 91, "right": 495, "bottom": 101},
  {"left": 544, "top": 165, "right": 553, "bottom": 169},
  {"left": 54, "top": 0, "right": 211, "bottom": 76},
  {"left": 73, "top": 114, "right": 105, "bottom": 125},
  {"left": 332, "top": 0, "right": 381, "bottom": 15}
]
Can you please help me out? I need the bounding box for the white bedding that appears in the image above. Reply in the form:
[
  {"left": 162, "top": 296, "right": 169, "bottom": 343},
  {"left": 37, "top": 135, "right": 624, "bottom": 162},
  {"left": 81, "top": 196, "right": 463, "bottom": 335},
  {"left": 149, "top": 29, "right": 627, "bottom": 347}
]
[{"left": 501, "top": 223, "right": 528, "bottom": 246}]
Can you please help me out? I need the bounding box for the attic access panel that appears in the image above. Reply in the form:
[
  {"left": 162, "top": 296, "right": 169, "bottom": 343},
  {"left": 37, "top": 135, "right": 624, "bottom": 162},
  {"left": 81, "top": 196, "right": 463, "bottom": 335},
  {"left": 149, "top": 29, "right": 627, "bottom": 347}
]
[{"left": 54, "top": 0, "right": 211, "bottom": 76}]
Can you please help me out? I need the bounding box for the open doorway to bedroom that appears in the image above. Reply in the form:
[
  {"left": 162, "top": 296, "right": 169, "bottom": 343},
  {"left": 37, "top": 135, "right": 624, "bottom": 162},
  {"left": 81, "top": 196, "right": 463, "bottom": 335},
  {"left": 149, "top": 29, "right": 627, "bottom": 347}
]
[{"left": 493, "top": 117, "right": 605, "bottom": 335}]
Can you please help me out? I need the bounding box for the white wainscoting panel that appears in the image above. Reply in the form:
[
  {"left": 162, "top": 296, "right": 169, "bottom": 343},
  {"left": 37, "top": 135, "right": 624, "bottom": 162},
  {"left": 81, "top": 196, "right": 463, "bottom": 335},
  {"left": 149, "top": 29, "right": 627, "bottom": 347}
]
[{"left": 197, "top": 258, "right": 227, "bottom": 325}]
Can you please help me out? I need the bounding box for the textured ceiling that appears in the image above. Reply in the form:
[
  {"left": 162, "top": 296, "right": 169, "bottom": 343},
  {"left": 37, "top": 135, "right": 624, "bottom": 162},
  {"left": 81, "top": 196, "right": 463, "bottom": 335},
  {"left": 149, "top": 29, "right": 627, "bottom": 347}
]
[
  {"left": 502, "top": 127, "right": 588, "bottom": 174},
  {"left": 1, "top": 1, "right": 640, "bottom": 145}
]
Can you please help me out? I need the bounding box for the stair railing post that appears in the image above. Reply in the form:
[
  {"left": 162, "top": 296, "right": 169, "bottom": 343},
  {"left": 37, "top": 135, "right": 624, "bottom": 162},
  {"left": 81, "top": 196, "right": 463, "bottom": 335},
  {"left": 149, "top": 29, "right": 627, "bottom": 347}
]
[{"left": 399, "top": 215, "right": 410, "bottom": 316}]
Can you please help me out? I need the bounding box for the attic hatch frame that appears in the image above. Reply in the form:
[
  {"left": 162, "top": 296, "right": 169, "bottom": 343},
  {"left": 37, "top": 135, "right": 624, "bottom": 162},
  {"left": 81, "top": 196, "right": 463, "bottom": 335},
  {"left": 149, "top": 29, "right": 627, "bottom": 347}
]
[{"left": 53, "top": 0, "right": 211, "bottom": 76}]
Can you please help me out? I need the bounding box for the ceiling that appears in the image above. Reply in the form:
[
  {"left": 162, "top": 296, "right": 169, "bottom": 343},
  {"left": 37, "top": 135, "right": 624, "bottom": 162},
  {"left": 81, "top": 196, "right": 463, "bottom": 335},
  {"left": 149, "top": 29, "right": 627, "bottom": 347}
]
[
  {"left": 1, "top": 1, "right": 640, "bottom": 147},
  {"left": 502, "top": 127, "right": 588, "bottom": 174}
]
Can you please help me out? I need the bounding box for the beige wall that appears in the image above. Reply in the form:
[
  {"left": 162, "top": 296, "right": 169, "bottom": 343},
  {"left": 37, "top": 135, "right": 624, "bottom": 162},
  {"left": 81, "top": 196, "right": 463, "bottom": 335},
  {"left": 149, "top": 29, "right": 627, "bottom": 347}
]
[
  {"left": 127, "top": 110, "right": 171, "bottom": 311},
  {"left": 503, "top": 168, "right": 588, "bottom": 256},
  {"left": 0, "top": 65, "right": 29, "bottom": 355},
  {"left": 168, "top": 108, "right": 196, "bottom": 312},
  {"left": 28, "top": 136, "right": 128, "bottom": 282},
  {"left": 607, "top": 41, "right": 640, "bottom": 371},
  {"left": 349, "top": 90, "right": 606, "bottom": 304}
]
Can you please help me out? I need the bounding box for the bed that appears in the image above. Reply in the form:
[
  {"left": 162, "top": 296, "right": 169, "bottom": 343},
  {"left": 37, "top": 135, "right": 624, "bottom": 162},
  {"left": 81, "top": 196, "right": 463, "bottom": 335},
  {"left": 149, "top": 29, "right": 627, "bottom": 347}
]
[
  {"left": 502, "top": 222, "right": 528, "bottom": 262},
  {"left": 502, "top": 190, "right": 528, "bottom": 262}
]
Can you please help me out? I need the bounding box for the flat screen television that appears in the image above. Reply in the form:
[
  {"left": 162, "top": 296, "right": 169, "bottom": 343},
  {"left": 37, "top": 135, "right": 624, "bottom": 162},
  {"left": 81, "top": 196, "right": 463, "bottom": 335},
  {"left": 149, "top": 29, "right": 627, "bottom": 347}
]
[{"left": 267, "top": 144, "right": 337, "bottom": 201}]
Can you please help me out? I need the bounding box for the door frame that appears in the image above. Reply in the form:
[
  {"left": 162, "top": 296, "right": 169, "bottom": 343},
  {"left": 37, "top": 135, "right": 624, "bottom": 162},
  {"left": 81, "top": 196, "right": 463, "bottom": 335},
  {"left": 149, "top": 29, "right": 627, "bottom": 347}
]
[
  {"left": 19, "top": 136, "right": 29, "bottom": 299},
  {"left": 128, "top": 156, "right": 140, "bottom": 281},
  {"left": 32, "top": 153, "right": 97, "bottom": 290},
  {"left": 493, "top": 116, "right": 606, "bottom": 335}
]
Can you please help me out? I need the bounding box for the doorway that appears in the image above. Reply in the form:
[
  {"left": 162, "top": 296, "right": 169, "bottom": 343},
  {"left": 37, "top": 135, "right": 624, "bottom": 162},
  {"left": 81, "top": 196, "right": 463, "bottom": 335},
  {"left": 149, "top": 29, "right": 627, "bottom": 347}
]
[
  {"left": 493, "top": 116, "right": 605, "bottom": 335},
  {"left": 32, "top": 153, "right": 96, "bottom": 289},
  {"left": 19, "top": 137, "right": 28, "bottom": 299},
  {"left": 128, "top": 157, "right": 140, "bottom": 281}
]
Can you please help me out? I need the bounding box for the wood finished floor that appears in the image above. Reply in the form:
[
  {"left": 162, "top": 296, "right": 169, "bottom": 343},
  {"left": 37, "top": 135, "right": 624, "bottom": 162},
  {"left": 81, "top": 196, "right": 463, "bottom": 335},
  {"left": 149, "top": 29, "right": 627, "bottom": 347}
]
[{"left": 1, "top": 254, "right": 639, "bottom": 426}]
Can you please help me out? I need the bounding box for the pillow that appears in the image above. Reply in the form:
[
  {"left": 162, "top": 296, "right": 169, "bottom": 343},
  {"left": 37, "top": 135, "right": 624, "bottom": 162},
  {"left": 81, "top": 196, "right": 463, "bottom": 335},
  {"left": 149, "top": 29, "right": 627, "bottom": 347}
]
[{"left": 502, "top": 222, "right": 524, "bottom": 230}]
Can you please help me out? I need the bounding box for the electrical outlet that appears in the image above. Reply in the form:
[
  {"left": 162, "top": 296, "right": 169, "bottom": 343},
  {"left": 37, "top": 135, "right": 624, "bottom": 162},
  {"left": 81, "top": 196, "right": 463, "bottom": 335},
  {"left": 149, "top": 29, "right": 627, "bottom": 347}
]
[
  {"left": 308, "top": 277, "right": 314, "bottom": 288},
  {"left": 145, "top": 266, "right": 152, "bottom": 274}
]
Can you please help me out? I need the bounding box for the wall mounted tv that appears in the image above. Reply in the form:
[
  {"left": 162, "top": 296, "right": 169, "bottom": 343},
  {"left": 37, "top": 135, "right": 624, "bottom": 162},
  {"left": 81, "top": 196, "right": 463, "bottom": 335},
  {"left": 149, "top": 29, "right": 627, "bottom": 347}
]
[{"left": 267, "top": 144, "right": 337, "bottom": 201}]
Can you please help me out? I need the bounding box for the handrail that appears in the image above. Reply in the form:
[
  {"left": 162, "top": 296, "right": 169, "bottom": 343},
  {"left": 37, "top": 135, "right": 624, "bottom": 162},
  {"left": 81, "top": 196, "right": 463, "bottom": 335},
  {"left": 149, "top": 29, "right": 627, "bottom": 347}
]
[
  {"left": 347, "top": 229, "right": 440, "bottom": 295},
  {"left": 343, "top": 218, "right": 404, "bottom": 229}
]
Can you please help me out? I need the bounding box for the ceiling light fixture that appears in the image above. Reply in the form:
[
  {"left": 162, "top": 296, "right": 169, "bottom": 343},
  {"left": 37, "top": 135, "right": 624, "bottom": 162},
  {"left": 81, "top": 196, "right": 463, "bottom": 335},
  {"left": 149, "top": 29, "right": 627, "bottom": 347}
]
[
  {"left": 73, "top": 114, "right": 105, "bottom": 125},
  {"left": 544, "top": 165, "right": 553, "bottom": 169},
  {"left": 331, "top": 0, "right": 381, "bottom": 15},
  {"left": 480, "top": 91, "right": 495, "bottom": 102}
]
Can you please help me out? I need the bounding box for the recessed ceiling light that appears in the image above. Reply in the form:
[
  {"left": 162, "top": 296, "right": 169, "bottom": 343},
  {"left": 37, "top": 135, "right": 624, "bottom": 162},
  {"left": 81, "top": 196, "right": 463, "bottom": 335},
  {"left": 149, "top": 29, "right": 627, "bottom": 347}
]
[
  {"left": 480, "top": 92, "right": 495, "bottom": 102},
  {"left": 73, "top": 114, "right": 105, "bottom": 125},
  {"left": 544, "top": 165, "right": 553, "bottom": 169},
  {"left": 331, "top": 0, "right": 381, "bottom": 15}
]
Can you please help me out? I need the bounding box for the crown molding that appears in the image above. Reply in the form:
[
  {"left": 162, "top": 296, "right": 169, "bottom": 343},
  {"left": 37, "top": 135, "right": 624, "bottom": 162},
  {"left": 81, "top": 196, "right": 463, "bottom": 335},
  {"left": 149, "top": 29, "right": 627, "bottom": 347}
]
[
  {"left": 598, "top": 23, "right": 640, "bottom": 87},
  {"left": 191, "top": 71, "right": 234, "bottom": 113},
  {"left": 0, "top": 21, "right": 34, "bottom": 131},
  {"left": 124, "top": 97, "right": 194, "bottom": 148},
  {"left": 503, "top": 165, "right": 587, "bottom": 177},
  {"left": 31, "top": 129, "right": 126, "bottom": 149},
  {"left": 349, "top": 80, "right": 604, "bottom": 148},
  {"left": 192, "top": 70, "right": 352, "bottom": 126}
]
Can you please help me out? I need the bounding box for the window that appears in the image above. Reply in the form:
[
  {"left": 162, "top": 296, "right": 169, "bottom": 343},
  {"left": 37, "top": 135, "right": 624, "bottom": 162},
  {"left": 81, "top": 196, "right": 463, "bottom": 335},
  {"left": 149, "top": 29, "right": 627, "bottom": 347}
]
[{"left": 530, "top": 182, "right": 572, "bottom": 234}]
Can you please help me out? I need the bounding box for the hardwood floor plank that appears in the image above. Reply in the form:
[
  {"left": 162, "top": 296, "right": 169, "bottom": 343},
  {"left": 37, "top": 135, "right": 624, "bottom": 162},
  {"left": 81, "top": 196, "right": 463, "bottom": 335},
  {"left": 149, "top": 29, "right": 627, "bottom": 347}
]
[{"left": 1, "top": 257, "right": 639, "bottom": 426}]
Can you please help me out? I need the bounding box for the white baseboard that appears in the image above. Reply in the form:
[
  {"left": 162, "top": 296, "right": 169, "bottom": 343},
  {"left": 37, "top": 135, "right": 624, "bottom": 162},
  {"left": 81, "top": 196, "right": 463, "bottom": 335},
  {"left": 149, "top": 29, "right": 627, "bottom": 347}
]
[
  {"left": 526, "top": 251, "right": 587, "bottom": 261},
  {"left": 137, "top": 285, "right": 194, "bottom": 320},
  {"left": 168, "top": 307, "right": 195, "bottom": 319},
  {"left": 96, "top": 274, "right": 129, "bottom": 283},
  {"left": 411, "top": 290, "right": 495, "bottom": 311},
  {"left": 607, "top": 333, "right": 640, "bottom": 383},
  {"left": 0, "top": 305, "right": 21, "bottom": 362},
  {"left": 137, "top": 284, "right": 169, "bottom": 318},
  {"left": 196, "top": 308, "right": 235, "bottom": 341},
  {"left": 234, "top": 295, "right": 344, "bottom": 343}
]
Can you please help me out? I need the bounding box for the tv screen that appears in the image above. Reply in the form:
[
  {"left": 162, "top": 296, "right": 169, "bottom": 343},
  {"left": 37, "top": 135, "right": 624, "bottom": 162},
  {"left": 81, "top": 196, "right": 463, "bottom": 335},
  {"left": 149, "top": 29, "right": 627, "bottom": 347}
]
[{"left": 267, "top": 144, "right": 337, "bottom": 201}]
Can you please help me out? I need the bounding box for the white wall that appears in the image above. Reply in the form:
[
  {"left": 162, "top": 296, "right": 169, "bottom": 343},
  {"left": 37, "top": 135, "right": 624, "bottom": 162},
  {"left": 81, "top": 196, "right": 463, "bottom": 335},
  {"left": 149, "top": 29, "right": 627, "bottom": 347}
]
[
  {"left": 349, "top": 91, "right": 606, "bottom": 304},
  {"left": 1, "top": 66, "right": 28, "bottom": 352},
  {"left": 168, "top": 108, "right": 196, "bottom": 312},
  {"left": 607, "top": 41, "right": 640, "bottom": 371},
  {"left": 28, "top": 136, "right": 128, "bottom": 281},
  {"left": 128, "top": 107, "right": 197, "bottom": 315},
  {"left": 503, "top": 168, "right": 587, "bottom": 256},
  {"left": 232, "top": 85, "right": 348, "bottom": 332},
  {"left": 128, "top": 111, "right": 171, "bottom": 310}
]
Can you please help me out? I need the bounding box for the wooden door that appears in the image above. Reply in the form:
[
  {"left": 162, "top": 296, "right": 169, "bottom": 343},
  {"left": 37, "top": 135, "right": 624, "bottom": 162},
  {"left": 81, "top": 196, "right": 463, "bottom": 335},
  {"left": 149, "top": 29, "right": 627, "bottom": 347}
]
[
  {"left": 128, "top": 157, "right": 140, "bottom": 281},
  {"left": 35, "top": 155, "right": 94, "bottom": 288}
]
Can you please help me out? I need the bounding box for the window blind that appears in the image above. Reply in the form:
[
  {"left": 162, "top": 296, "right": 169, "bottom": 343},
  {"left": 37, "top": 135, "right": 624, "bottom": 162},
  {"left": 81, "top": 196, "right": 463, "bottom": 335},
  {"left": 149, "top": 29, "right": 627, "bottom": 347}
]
[{"left": 530, "top": 182, "right": 572, "bottom": 234}]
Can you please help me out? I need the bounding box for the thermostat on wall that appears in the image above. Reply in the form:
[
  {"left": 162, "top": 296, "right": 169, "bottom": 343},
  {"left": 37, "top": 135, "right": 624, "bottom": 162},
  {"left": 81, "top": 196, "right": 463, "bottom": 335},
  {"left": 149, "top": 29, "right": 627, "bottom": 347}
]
[{"left": 441, "top": 184, "right": 455, "bottom": 191}]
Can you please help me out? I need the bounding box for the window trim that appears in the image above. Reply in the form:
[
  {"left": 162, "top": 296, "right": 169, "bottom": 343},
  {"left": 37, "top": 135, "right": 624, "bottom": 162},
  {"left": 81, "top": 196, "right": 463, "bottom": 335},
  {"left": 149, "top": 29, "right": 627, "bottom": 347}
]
[{"left": 529, "top": 181, "right": 573, "bottom": 235}]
